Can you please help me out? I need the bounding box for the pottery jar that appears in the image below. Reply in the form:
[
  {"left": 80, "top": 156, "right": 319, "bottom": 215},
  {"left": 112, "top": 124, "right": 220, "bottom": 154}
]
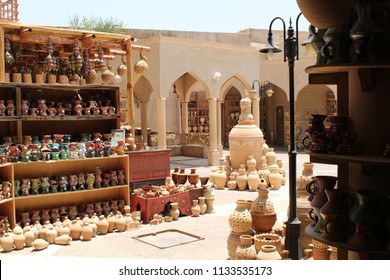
[
  {"left": 32, "top": 238, "right": 49, "bottom": 251},
  {"left": 256, "top": 245, "right": 282, "bottom": 260},
  {"left": 188, "top": 168, "right": 199, "bottom": 185},
  {"left": 24, "top": 227, "right": 35, "bottom": 247},
  {"left": 228, "top": 199, "right": 252, "bottom": 234},
  {"left": 81, "top": 222, "right": 93, "bottom": 241},
  {"left": 116, "top": 213, "right": 126, "bottom": 232},
  {"left": 107, "top": 212, "right": 116, "bottom": 233},
  {"left": 235, "top": 235, "right": 257, "bottom": 260},
  {"left": 69, "top": 220, "right": 82, "bottom": 240},
  {"left": 268, "top": 167, "right": 283, "bottom": 190},
  {"left": 307, "top": 176, "right": 338, "bottom": 209},
  {"left": 247, "top": 170, "right": 260, "bottom": 192},
  {"left": 254, "top": 233, "right": 283, "bottom": 253},
  {"left": 55, "top": 235, "right": 71, "bottom": 245},
  {"left": 45, "top": 225, "right": 58, "bottom": 244},
  {"left": 96, "top": 215, "right": 109, "bottom": 235},
  {"left": 191, "top": 200, "right": 201, "bottom": 217},
  {"left": 198, "top": 196, "right": 207, "bottom": 215},
  {"left": 236, "top": 164, "right": 248, "bottom": 191},
  {"left": 12, "top": 231, "right": 26, "bottom": 250},
  {"left": 297, "top": 162, "right": 315, "bottom": 191},
  {"left": 170, "top": 202, "right": 180, "bottom": 220},
  {"left": 214, "top": 166, "right": 227, "bottom": 190},
  {"left": 1, "top": 233, "right": 14, "bottom": 252},
  {"left": 227, "top": 175, "right": 237, "bottom": 190}
]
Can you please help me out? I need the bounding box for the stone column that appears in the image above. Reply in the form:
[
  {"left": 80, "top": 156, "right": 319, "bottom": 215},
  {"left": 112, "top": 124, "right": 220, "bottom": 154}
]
[
  {"left": 157, "top": 97, "right": 167, "bottom": 150},
  {"left": 140, "top": 101, "right": 148, "bottom": 146},
  {"left": 181, "top": 102, "right": 189, "bottom": 134},
  {"left": 208, "top": 98, "right": 219, "bottom": 166},
  {"left": 251, "top": 95, "right": 260, "bottom": 128},
  {"left": 217, "top": 100, "right": 223, "bottom": 158}
]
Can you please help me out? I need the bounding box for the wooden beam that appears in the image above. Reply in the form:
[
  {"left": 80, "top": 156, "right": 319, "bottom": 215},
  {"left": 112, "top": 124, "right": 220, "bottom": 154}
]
[
  {"left": 0, "top": 27, "right": 5, "bottom": 82},
  {"left": 126, "top": 42, "right": 135, "bottom": 137}
]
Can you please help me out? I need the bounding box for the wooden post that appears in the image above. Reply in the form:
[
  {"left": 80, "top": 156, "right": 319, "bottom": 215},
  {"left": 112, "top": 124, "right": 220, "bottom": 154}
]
[
  {"left": 0, "top": 26, "right": 5, "bottom": 82},
  {"left": 125, "top": 41, "right": 135, "bottom": 137}
]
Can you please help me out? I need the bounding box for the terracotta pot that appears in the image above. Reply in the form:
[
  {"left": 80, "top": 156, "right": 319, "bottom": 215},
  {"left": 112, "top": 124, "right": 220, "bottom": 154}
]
[
  {"left": 96, "top": 215, "right": 109, "bottom": 235},
  {"left": 188, "top": 168, "right": 199, "bottom": 185},
  {"left": 191, "top": 200, "right": 201, "bottom": 217},
  {"left": 235, "top": 235, "right": 257, "bottom": 260},
  {"left": 254, "top": 233, "right": 283, "bottom": 252},
  {"left": 228, "top": 199, "right": 252, "bottom": 234},
  {"left": 32, "top": 238, "right": 49, "bottom": 251},
  {"left": 24, "top": 227, "right": 35, "bottom": 247},
  {"left": 55, "top": 235, "right": 71, "bottom": 245},
  {"left": 251, "top": 212, "right": 277, "bottom": 233},
  {"left": 307, "top": 175, "right": 338, "bottom": 208},
  {"left": 228, "top": 92, "right": 264, "bottom": 170},
  {"left": 13, "top": 231, "right": 26, "bottom": 250},
  {"left": 198, "top": 196, "right": 207, "bottom": 215},
  {"left": 256, "top": 245, "right": 282, "bottom": 260},
  {"left": 69, "top": 220, "right": 82, "bottom": 240},
  {"left": 81, "top": 222, "right": 93, "bottom": 241},
  {"left": 1, "top": 233, "right": 14, "bottom": 252},
  {"left": 297, "top": 0, "right": 354, "bottom": 29}
]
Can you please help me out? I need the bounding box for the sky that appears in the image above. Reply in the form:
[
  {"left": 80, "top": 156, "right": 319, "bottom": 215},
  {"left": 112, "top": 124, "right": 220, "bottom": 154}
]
[{"left": 18, "top": 0, "right": 310, "bottom": 33}]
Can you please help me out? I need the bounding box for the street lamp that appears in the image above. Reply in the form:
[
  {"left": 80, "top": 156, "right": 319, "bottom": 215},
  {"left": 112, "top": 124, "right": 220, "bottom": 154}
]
[
  {"left": 260, "top": 13, "right": 303, "bottom": 260},
  {"left": 249, "top": 80, "right": 274, "bottom": 132}
]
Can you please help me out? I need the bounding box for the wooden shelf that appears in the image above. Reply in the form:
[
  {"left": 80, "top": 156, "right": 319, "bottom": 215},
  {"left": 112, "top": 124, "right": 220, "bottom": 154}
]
[
  {"left": 305, "top": 225, "right": 390, "bottom": 259},
  {"left": 308, "top": 152, "right": 390, "bottom": 166},
  {"left": 306, "top": 63, "right": 390, "bottom": 74}
]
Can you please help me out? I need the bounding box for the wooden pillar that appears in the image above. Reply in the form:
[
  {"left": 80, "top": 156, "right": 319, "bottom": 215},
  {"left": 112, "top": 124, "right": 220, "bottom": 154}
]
[
  {"left": 0, "top": 27, "right": 5, "bottom": 82},
  {"left": 125, "top": 42, "right": 135, "bottom": 137}
]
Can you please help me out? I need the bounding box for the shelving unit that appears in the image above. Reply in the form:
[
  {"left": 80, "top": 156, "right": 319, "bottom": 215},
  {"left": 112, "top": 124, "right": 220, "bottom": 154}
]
[
  {"left": 305, "top": 62, "right": 390, "bottom": 260},
  {"left": 223, "top": 96, "right": 240, "bottom": 148},
  {"left": 0, "top": 156, "right": 129, "bottom": 229},
  {"left": 0, "top": 83, "right": 120, "bottom": 143},
  {"left": 188, "top": 91, "right": 209, "bottom": 134}
]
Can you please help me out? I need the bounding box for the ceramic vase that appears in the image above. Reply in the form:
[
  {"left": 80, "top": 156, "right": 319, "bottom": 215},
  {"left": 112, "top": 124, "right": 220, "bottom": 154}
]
[
  {"left": 191, "top": 200, "right": 201, "bottom": 217},
  {"left": 69, "top": 220, "right": 82, "bottom": 240},
  {"left": 24, "top": 227, "right": 35, "bottom": 247},
  {"left": 116, "top": 214, "right": 126, "bottom": 232},
  {"left": 1, "top": 232, "right": 14, "bottom": 252},
  {"left": 251, "top": 190, "right": 277, "bottom": 233},
  {"left": 228, "top": 199, "right": 252, "bottom": 234},
  {"left": 177, "top": 168, "right": 187, "bottom": 185},
  {"left": 227, "top": 231, "right": 241, "bottom": 260},
  {"left": 13, "top": 231, "right": 26, "bottom": 250},
  {"left": 268, "top": 167, "right": 283, "bottom": 190},
  {"left": 235, "top": 235, "right": 257, "bottom": 260},
  {"left": 81, "top": 222, "right": 93, "bottom": 241},
  {"left": 188, "top": 168, "right": 199, "bottom": 185},
  {"left": 228, "top": 92, "right": 264, "bottom": 170},
  {"left": 257, "top": 156, "right": 270, "bottom": 187},
  {"left": 96, "top": 215, "right": 109, "bottom": 235},
  {"left": 256, "top": 245, "right": 282, "bottom": 260},
  {"left": 236, "top": 164, "right": 248, "bottom": 191},
  {"left": 247, "top": 170, "right": 260, "bottom": 192},
  {"left": 214, "top": 166, "right": 227, "bottom": 190},
  {"left": 205, "top": 197, "right": 214, "bottom": 213},
  {"left": 171, "top": 167, "right": 180, "bottom": 185},
  {"left": 246, "top": 155, "right": 257, "bottom": 174},
  {"left": 32, "top": 238, "right": 49, "bottom": 251},
  {"left": 297, "top": 162, "right": 315, "bottom": 193},
  {"left": 227, "top": 175, "right": 237, "bottom": 190},
  {"left": 198, "top": 196, "right": 207, "bottom": 215},
  {"left": 254, "top": 233, "right": 283, "bottom": 252}
]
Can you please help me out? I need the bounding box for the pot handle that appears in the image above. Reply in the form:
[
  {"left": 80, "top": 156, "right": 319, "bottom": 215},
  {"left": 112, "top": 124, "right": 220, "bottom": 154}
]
[{"left": 306, "top": 178, "right": 318, "bottom": 195}]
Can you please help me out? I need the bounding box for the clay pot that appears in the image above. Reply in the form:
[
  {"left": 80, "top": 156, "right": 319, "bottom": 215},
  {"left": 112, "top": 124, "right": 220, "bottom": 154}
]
[
  {"left": 297, "top": 162, "right": 315, "bottom": 191},
  {"left": 24, "top": 227, "right": 35, "bottom": 247},
  {"left": 235, "top": 235, "right": 257, "bottom": 260},
  {"left": 307, "top": 175, "right": 338, "bottom": 208},
  {"left": 256, "top": 245, "right": 282, "bottom": 260},
  {"left": 214, "top": 166, "right": 227, "bottom": 190},
  {"left": 32, "top": 238, "right": 49, "bottom": 251},
  {"left": 198, "top": 196, "right": 207, "bottom": 215},
  {"left": 228, "top": 199, "right": 252, "bottom": 234},
  {"left": 191, "top": 200, "right": 201, "bottom": 217},
  {"left": 69, "top": 220, "right": 82, "bottom": 240},
  {"left": 13, "top": 231, "right": 26, "bottom": 250},
  {"left": 268, "top": 168, "right": 283, "bottom": 190},
  {"left": 236, "top": 164, "right": 248, "bottom": 191},
  {"left": 55, "top": 235, "right": 71, "bottom": 245},
  {"left": 247, "top": 171, "right": 260, "bottom": 191},
  {"left": 107, "top": 212, "right": 116, "bottom": 233},
  {"left": 188, "top": 168, "right": 199, "bottom": 185},
  {"left": 45, "top": 226, "right": 58, "bottom": 244},
  {"left": 81, "top": 222, "right": 93, "bottom": 241},
  {"left": 116, "top": 214, "right": 126, "bottom": 232},
  {"left": 171, "top": 167, "right": 180, "bottom": 184},
  {"left": 205, "top": 197, "right": 214, "bottom": 214},
  {"left": 227, "top": 231, "right": 241, "bottom": 260},
  {"left": 254, "top": 233, "right": 283, "bottom": 252},
  {"left": 177, "top": 168, "right": 188, "bottom": 185},
  {"left": 296, "top": 0, "right": 354, "bottom": 29},
  {"left": 1, "top": 233, "right": 14, "bottom": 252},
  {"left": 57, "top": 224, "right": 71, "bottom": 236},
  {"left": 96, "top": 215, "right": 109, "bottom": 235},
  {"left": 228, "top": 92, "right": 264, "bottom": 170}
]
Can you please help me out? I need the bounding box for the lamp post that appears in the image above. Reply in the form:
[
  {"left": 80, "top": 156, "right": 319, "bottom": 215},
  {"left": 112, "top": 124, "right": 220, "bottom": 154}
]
[
  {"left": 260, "top": 13, "right": 303, "bottom": 260},
  {"left": 250, "top": 80, "right": 273, "bottom": 132}
]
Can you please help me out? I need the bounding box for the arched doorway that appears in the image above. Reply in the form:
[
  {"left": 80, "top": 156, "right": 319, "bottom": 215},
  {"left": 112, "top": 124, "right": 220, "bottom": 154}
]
[{"left": 222, "top": 87, "right": 241, "bottom": 148}]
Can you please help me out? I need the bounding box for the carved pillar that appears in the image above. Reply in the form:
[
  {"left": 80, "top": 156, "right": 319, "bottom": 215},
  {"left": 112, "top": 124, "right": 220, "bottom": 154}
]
[
  {"left": 208, "top": 98, "right": 219, "bottom": 166},
  {"left": 157, "top": 97, "right": 167, "bottom": 150}
]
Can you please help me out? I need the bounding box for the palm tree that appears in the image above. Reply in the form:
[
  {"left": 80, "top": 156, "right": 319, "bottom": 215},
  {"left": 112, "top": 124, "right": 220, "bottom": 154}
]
[{"left": 67, "top": 14, "right": 126, "bottom": 34}]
